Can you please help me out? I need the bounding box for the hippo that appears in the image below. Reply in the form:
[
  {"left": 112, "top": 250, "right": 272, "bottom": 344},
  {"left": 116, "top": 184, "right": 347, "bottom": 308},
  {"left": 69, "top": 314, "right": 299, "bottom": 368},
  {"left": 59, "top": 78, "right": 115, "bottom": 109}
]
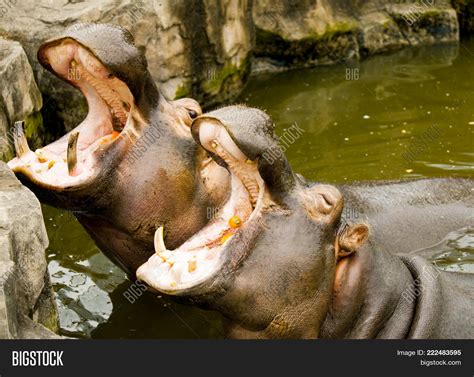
[
  {"left": 7, "top": 23, "right": 229, "bottom": 275},
  {"left": 136, "top": 106, "right": 474, "bottom": 339}
]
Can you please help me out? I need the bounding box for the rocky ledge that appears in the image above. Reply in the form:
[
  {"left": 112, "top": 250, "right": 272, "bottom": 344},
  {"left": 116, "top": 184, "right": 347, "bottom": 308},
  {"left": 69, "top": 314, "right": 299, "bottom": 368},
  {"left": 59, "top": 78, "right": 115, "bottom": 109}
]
[
  {"left": 252, "top": 0, "right": 459, "bottom": 71},
  {"left": 0, "top": 162, "right": 59, "bottom": 339}
]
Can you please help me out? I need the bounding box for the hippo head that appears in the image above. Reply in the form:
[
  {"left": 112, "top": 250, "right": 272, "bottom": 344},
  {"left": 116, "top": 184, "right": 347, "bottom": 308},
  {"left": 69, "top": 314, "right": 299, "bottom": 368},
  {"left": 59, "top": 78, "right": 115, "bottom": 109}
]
[
  {"left": 8, "top": 22, "right": 201, "bottom": 209},
  {"left": 137, "top": 105, "right": 369, "bottom": 337}
]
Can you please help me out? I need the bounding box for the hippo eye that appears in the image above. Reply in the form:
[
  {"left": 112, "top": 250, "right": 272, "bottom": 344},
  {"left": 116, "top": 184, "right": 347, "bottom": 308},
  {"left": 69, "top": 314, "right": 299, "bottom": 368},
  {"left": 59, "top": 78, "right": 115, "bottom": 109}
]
[
  {"left": 188, "top": 110, "right": 198, "bottom": 119},
  {"left": 108, "top": 73, "right": 114, "bottom": 79}
]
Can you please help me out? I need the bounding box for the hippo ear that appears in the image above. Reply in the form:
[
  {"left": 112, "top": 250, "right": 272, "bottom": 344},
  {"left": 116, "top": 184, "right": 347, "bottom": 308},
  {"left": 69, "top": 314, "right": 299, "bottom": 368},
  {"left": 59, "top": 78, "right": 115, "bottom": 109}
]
[{"left": 336, "top": 223, "right": 369, "bottom": 259}]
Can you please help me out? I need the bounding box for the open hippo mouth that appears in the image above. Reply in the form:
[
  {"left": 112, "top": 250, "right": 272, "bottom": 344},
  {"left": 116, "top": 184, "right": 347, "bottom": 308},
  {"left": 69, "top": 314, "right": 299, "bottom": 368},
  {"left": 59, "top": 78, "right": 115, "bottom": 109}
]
[
  {"left": 8, "top": 36, "right": 141, "bottom": 189},
  {"left": 137, "top": 117, "right": 270, "bottom": 294}
]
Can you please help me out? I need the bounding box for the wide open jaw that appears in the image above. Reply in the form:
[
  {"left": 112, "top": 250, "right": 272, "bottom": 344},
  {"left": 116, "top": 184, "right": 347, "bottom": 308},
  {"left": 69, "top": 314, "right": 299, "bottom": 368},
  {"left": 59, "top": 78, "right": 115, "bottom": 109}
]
[
  {"left": 8, "top": 37, "right": 140, "bottom": 189},
  {"left": 136, "top": 119, "right": 269, "bottom": 295}
]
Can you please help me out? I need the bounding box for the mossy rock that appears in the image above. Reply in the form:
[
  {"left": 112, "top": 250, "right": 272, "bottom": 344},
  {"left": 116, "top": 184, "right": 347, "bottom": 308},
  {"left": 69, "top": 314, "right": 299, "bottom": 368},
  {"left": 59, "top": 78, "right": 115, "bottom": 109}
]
[
  {"left": 24, "top": 111, "right": 46, "bottom": 149},
  {"left": 174, "top": 85, "right": 191, "bottom": 100},
  {"left": 255, "top": 22, "right": 360, "bottom": 67},
  {"left": 451, "top": 0, "right": 474, "bottom": 35},
  {"left": 174, "top": 57, "right": 252, "bottom": 108},
  {"left": 33, "top": 274, "right": 60, "bottom": 334},
  {"left": 391, "top": 6, "right": 459, "bottom": 43},
  {"left": 202, "top": 59, "right": 251, "bottom": 96}
]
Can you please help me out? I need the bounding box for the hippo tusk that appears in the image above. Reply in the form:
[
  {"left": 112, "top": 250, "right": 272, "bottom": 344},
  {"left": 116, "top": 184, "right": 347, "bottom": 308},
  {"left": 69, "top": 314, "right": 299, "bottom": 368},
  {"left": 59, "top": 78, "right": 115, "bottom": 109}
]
[
  {"left": 67, "top": 132, "right": 79, "bottom": 176},
  {"left": 154, "top": 227, "right": 167, "bottom": 254},
  {"left": 13, "top": 121, "right": 31, "bottom": 157}
]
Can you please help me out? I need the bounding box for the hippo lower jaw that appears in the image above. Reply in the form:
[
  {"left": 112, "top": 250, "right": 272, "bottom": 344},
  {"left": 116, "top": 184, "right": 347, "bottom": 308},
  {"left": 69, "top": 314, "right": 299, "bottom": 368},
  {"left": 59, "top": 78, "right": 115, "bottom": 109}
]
[
  {"left": 8, "top": 37, "right": 142, "bottom": 190},
  {"left": 137, "top": 123, "right": 269, "bottom": 295}
]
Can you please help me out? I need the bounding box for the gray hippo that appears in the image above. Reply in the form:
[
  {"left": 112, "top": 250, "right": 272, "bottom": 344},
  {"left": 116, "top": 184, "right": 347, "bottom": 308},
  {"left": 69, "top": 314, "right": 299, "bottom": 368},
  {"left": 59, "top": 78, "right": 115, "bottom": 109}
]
[
  {"left": 8, "top": 23, "right": 229, "bottom": 274},
  {"left": 137, "top": 106, "right": 474, "bottom": 339}
]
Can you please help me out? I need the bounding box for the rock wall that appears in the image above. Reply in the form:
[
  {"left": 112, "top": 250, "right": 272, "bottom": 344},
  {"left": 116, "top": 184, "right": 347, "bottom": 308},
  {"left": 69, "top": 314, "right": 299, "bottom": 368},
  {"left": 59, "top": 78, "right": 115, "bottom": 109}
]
[
  {"left": 0, "top": 162, "right": 59, "bottom": 338},
  {"left": 0, "top": 38, "right": 44, "bottom": 161},
  {"left": 0, "top": 0, "right": 467, "bottom": 146},
  {"left": 452, "top": 0, "right": 474, "bottom": 35},
  {"left": 252, "top": 0, "right": 458, "bottom": 70}
]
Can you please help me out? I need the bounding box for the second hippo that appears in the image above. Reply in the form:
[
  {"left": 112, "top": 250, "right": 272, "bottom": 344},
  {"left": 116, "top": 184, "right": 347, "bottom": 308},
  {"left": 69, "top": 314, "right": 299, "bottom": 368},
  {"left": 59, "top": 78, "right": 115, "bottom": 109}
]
[{"left": 137, "top": 106, "right": 474, "bottom": 339}]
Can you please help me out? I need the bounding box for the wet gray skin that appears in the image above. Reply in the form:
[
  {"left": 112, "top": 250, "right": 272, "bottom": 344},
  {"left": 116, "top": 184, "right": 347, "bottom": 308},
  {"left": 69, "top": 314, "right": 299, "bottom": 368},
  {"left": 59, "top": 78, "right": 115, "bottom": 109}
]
[
  {"left": 7, "top": 23, "right": 229, "bottom": 275},
  {"left": 137, "top": 105, "right": 473, "bottom": 338}
]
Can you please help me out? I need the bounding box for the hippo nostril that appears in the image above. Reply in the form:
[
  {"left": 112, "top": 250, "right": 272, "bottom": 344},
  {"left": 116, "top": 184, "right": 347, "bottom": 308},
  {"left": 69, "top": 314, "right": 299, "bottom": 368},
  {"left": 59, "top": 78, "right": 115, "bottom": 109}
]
[
  {"left": 320, "top": 193, "right": 334, "bottom": 207},
  {"left": 317, "top": 194, "right": 333, "bottom": 215},
  {"left": 315, "top": 185, "right": 343, "bottom": 210},
  {"left": 306, "top": 184, "right": 343, "bottom": 220}
]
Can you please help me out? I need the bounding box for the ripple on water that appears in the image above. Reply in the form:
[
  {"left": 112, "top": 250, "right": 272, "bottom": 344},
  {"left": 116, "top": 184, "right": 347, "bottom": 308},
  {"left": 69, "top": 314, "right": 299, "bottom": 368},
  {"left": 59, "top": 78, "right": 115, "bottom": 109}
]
[
  {"left": 420, "top": 228, "right": 474, "bottom": 274},
  {"left": 48, "top": 260, "right": 115, "bottom": 337}
]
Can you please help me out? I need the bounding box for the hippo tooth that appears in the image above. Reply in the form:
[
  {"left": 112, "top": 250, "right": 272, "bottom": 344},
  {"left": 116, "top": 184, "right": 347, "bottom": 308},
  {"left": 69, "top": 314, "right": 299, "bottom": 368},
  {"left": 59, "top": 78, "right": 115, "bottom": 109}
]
[
  {"left": 154, "top": 227, "right": 167, "bottom": 254},
  {"left": 35, "top": 149, "right": 61, "bottom": 164},
  {"left": 170, "top": 262, "right": 185, "bottom": 284},
  {"left": 67, "top": 132, "right": 79, "bottom": 176},
  {"left": 13, "top": 121, "right": 31, "bottom": 158},
  {"left": 188, "top": 260, "right": 197, "bottom": 273}
]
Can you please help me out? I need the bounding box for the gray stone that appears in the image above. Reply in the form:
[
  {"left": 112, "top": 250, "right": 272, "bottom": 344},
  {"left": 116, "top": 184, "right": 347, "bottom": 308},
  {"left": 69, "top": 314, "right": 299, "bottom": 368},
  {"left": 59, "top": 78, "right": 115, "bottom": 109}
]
[
  {"left": 0, "top": 38, "right": 44, "bottom": 161},
  {"left": 253, "top": 0, "right": 360, "bottom": 67},
  {"left": 387, "top": 4, "right": 459, "bottom": 46},
  {"left": 0, "top": 162, "right": 60, "bottom": 338},
  {"left": 252, "top": 0, "right": 459, "bottom": 68},
  {"left": 17, "top": 315, "right": 61, "bottom": 339},
  {"left": 359, "top": 12, "right": 410, "bottom": 55}
]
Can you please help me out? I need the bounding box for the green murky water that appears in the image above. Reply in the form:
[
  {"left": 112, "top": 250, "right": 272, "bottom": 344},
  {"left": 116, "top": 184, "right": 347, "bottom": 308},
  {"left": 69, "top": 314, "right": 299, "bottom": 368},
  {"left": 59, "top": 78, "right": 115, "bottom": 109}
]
[
  {"left": 44, "top": 208, "right": 223, "bottom": 339},
  {"left": 43, "top": 38, "right": 474, "bottom": 338}
]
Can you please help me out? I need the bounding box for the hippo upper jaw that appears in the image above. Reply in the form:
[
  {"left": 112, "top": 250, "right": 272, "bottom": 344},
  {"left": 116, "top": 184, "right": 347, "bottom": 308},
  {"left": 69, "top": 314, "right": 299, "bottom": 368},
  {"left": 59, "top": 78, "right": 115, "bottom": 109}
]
[
  {"left": 8, "top": 22, "right": 204, "bottom": 199},
  {"left": 7, "top": 35, "right": 147, "bottom": 193}
]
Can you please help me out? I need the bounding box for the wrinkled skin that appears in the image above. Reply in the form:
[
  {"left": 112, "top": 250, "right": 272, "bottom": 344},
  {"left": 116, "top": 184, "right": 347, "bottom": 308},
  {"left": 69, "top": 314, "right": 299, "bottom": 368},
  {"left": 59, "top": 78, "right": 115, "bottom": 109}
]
[
  {"left": 8, "top": 23, "right": 229, "bottom": 275},
  {"left": 137, "top": 105, "right": 473, "bottom": 339},
  {"left": 220, "top": 210, "right": 474, "bottom": 339},
  {"left": 338, "top": 178, "right": 474, "bottom": 253}
]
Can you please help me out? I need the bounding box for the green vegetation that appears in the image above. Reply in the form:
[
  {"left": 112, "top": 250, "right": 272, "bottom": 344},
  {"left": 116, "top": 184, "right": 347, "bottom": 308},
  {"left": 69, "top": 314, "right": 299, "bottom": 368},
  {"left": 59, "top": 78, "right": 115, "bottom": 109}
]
[
  {"left": 174, "top": 58, "right": 251, "bottom": 102},
  {"left": 255, "top": 20, "right": 359, "bottom": 65},
  {"left": 174, "top": 83, "right": 190, "bottom": 100},
  {"left": 24, "top": 111, "right": 44, "bottom": 143},
  {"left": 317, "top": 20, "right": 359, "bottom": 41}
]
